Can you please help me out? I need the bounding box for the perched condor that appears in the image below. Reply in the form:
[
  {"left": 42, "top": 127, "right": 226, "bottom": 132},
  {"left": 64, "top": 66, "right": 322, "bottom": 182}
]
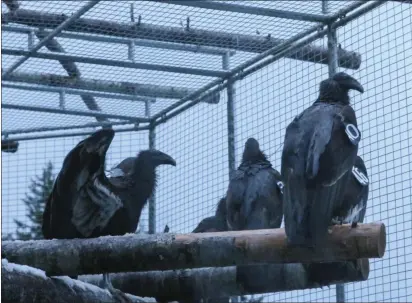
[
  {"left": 281, "top": 72, "right": 364, "bottom": 247},
  {"left": 332, "top": 155, "right": 369, "bottom": 225},
  {"left": 192, "top": 197, "right": 228, "bottom": 233},
  {"left": 304, "top": 156, "right": 369, "bottom": 285},
  {"left": 42, "top": 128, "right": 176, "bottom": 301},
  {"left": 226, "top": 138, "right": 283, "bottom": 231}
]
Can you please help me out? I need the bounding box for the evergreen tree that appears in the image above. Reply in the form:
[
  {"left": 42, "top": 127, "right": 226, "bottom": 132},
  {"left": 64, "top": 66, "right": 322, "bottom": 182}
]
[{"left": 14, "top": 161, "right": 55, "bottom": 240}]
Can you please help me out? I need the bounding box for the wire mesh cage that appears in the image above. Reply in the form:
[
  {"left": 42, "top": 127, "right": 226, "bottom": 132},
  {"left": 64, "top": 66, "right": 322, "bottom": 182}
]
[{"left": 1, "top": 1, "right": 411, "bottom": 302}]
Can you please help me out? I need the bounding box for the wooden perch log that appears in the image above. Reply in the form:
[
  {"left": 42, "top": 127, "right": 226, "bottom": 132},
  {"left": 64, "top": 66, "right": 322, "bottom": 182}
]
[
  {"left": 1, "top": 223, "right": 386, "bottom": 276},
  {"left": 1, "top": 259, "right": 147, "bottom": 303},
  {"left": 80, "top": 259, "right": 369, "bottom": 300},
  {"left": 1, "top": 140, "right": 19, "bottom": 153},
  {"left": 2, "top": 9, "right": 362, "bottom": 69}
]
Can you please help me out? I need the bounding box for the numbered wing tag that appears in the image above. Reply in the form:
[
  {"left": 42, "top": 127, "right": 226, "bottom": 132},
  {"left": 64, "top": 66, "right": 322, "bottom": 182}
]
[
  {"left": 344, "top": 123, "right": 361, "bottom": 145},
  {"left": 277, "top": 181, "right": 284, "bottom": 194},
  {"left": 336, "top": 113, "right": 361, "bottom": 145},
  {"left": 352, "top": 166, "right": 369, "bottom": 186}
]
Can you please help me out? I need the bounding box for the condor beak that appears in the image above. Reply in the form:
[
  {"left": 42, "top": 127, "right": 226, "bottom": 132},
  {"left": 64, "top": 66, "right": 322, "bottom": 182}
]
[
  {"left": 346, "top": 77, "right": 364, "bottom": 94},
  {"left": 335, "top": 74, "right": 364, "bottom": 94},
  {"left": 151, "top": 150, "right": 176, "bottom": 167}
]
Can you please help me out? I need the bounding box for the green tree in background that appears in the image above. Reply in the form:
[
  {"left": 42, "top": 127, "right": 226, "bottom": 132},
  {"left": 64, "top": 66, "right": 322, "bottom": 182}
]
[{"left": 13, "top": 161, "right": 55, "bottom": 240}]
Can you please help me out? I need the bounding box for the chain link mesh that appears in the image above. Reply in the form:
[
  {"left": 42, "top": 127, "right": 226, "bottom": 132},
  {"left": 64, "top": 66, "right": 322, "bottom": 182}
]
[{"left": 2, "top": 1, "right": 411, "bottom": 302}]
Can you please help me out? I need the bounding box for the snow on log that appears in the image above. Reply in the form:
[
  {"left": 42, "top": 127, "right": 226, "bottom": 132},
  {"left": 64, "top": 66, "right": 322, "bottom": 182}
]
[
  {"left": 0, "top": 259, "right": 145, "bottom": 303},
  {"left": 2, "top": 9, "right": 362, "bottom": 69},
  {"left": 79, "top": 259, "right": 369, "bottom": 300},
  {"left": 1, "top": 223, "right": 386, "bottom": 276}
]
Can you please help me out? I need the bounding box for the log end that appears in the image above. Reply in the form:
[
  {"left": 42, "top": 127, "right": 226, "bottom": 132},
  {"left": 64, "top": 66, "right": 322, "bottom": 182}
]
[
  {"left": 377, "top": 222, "right": 386, "bottom": 258},
  {"left": 358, "top": 258, "right": 370, "bottom": 281}
]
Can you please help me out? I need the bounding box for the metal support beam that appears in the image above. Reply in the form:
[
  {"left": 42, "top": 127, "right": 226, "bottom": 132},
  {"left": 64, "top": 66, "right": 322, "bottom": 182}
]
[
  {"left": 2, "top": 9, "right": 362, "bottom": 69},
  {"left": 223, "top": 52, "right": 236, "bottom": 175},
  {"left": 161, "top": 0, "right": 331, "bottom": 23},
  {"left": 152, "top": 24, "right": 322, "bottom": 123},
  {"left": 3, "top": 71, "right": 220, "bottom": 103},
  {"left": 2, "top": 83, "right": 156, "bottom": 103},
  {"left": 2, "top": 25, "right": 236, "bottom": 57},
  {"left": 2, "top": 0, "right": 100, "bottom": 78},
  {"left": 2, "top": 49, "right": 229, "bottom": 78},
  {"left": 148, "top": 119, "right": 156, "bottom": 235},
  {"left": 327, "top": 31, "right": 338, "bottom": 77},
  {"left": 223, "top": 51, "right": 238, "bottom": 303},
  {"left": 1, "top": 125, "right": 149, "bottom": 142},
  {"left": 152, "top": 1, "right": 383, "bottom": 125},
  {"left": 2, "top": 121, "right": 135, "bottom": 136},
  {"left": 325, "top": 1, "right": 344, "bottom": 301},
  {"left": 2, "top": 103, "right": 149, "bottom": 122},
  {"left": 331, "top": 1, "right": 387, "bottom": 30},
  {"left": 322, "top": 0, "right": 329, "bottom": 14}
]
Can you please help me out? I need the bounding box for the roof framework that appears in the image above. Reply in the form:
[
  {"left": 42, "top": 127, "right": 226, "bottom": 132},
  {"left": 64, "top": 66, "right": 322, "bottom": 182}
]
[{"left": 1, "top": 0, "right": 384, "bottom": 141}]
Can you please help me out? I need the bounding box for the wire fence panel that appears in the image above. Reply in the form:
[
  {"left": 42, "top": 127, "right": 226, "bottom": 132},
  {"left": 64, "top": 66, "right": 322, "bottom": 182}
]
[
  {"left": 155, "top": 94, "right": 230, "bottom": 233},
  {"left": 337, "top": 3, "right": 412, "bottom": 302},
  {"left": 232, "top": 36, "right": 331, "bottom": 303},
  {"left": 1, "top": 1, "right": 411, "bottom": 302},
  {"left": 1, "top": 131, "right": 150, "bottom": 237}
]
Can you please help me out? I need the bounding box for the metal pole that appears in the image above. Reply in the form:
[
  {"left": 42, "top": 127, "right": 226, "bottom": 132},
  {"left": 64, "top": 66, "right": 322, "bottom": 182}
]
[
  {"left": 152, "top": 24, "right": 323, "bottom": 122},
  {"left": 2, "top": 121, "right": 135, "bottom": 136},
  {"left": 322, "top": 0, "right": 329, "bottom": 15},
  {"left": 147, "top": 101, "right": 156, "bottom": 234},
  {"left": 2, "top": 103, "right": 149, "bottom": 122},
  {"left": 223, "top": 52, "right": 236, "bottom": 175},
  {"left": 156, "top": 0, "right": 331, "bottom": 23},
  {"left": 2, "top": 83, "right": 156, "bottom": 103},
  {"left": 223, "top": 52, "right": 238, "bottom": 303},
  {"left": 2, "top": 49, "right": 229, "bottom": 78},
  {"left": 2, "top": 25, "right": 236, "bottom": 57},
  {"left": 2, "top": 0, "right": 100, "bottom": 78},
  {"left": 2, "top": 71, "right": 216, "bottom": 102},
  {"left": 150, "top": 1, "right": 381, "bottom": 125},
  {"left": 1, "top": 125, "right": 149, "bottom": 142},
  {"left": 2, "top": 10, "right": 361, "bottom": 69},
  {"left": 324, "top": 1, "right": 344, "bottom": 301}
]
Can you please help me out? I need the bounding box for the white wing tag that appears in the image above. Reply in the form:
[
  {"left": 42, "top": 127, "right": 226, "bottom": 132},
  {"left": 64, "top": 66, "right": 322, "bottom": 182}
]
[
  {"left": 277, "top": 181, "right": 284, "bottom": 194},
  {"left": 352, "top": 166, "right": 369, "bottom": 186}
]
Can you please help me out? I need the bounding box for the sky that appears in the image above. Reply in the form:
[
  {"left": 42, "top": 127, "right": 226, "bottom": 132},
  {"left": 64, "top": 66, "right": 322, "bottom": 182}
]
[{"left": 1, "top": 1, "right": 412, "bottom": 302}]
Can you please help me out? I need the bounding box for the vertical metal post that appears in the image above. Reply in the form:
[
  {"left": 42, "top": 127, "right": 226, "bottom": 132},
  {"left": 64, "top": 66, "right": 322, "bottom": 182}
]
[
  {"left": 59, "top": 90, "right": 66, "bottom": 109},
  {"left": 223, "top": 52, "right": 238, "bottom": 303},
  {"left": 327, "top": 26, "right": 338, "bottom": 76},
  {"left": 28, "top": 30, "right": 35, "bottom": 50},
  {"left": 324, "top": 1, "right": 344, "bottom": 302},
  {"left": 322, "top": 0, "right": 329, "bottom": 15},
  {"left": 223, "top": 52, "right": 236, "bottom": 175},
  {"left": 147, "top": 100, "right": 156, "bottom": 234},
  {"left": 128, "top": 40, "right": 136, "bottom": 62}
]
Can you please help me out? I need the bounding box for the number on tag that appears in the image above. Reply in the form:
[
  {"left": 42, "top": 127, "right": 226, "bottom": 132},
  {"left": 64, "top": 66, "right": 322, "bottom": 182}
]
[{"left": 352, "top": 166, "right": 369, "bottom": 186}]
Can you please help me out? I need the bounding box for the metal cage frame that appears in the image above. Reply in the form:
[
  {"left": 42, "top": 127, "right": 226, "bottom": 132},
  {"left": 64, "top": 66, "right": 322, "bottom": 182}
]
[{"left": 2, "top": 1, "right": 404, "bottom": 301}]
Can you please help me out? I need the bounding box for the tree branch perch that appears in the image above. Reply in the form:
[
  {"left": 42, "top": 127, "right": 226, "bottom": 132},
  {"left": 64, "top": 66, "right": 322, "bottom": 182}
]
[
  {"left": 1, "top": 259, "right": 148, "bottom": 303},
  {"left": 79, "top": 259, "right": 369, "bottom": 300},
  {"left": 1, "top": 223, "right": 386, "bottom": 276}
]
